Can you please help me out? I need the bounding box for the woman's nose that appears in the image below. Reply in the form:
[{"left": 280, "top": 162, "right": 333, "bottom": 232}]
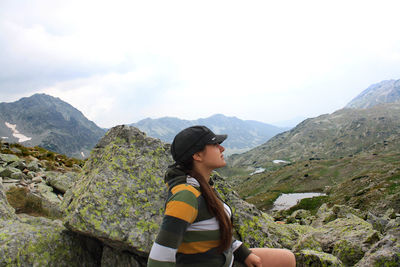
[{"left": 218, "top": 144, "right": 225, "bottom": 152}]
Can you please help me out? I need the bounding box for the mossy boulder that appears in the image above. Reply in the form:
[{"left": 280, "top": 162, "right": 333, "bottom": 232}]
[
  {"left": 297, "top": 215, "right": 379, "bottom": 265},
  {"left": 0, "top": 180, "right": 17, "bottom": 220},
  {"left": 45, "top": 171, "right": 77, "bottom": 193},
  {"left": 62, "top": 125, "right": 172, "bottom": 255},
  {"left": 356, "top": 218, "right": 400, "bottom": 266},
  {"left": 296, "top": 249, "right": 343, "bottom": 266},
  {"left": 0, "top": 215, "right": 102, "bottom": 266},
  {"left": 101, "top": 246, "right": 144, "bottom": 267},
  {"left": 0, "top": 153, "right": 20, "bottom": 164}
]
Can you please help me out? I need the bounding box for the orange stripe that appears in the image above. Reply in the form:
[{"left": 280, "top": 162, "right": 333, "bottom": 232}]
[
  {"left": 171, "top": 184, "right": 201, "bottom": 197},
  {"left": 178, "top": 240, "right": 220, "bottom": 254},
  {"left": 165, "top": 200, "right": 198, "bottom": 223}
]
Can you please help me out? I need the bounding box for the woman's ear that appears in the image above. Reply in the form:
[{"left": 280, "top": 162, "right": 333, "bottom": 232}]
[{"left": 192, "top": 151, "right": 203, "bottom": 162}]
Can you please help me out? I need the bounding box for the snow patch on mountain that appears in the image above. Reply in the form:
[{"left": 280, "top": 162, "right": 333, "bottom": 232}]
[{"left": 4, "top": 122, "right": 32, "bottom": 142}]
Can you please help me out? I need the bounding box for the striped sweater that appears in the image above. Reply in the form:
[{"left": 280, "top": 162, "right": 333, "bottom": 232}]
[{"left": 147, "top": 168, "right": 251, "bottom": 267}]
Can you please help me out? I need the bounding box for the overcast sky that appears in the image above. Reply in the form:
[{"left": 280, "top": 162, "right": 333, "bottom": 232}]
[{"left": 1, "top": 0, "right": 399, "bottom": 128}]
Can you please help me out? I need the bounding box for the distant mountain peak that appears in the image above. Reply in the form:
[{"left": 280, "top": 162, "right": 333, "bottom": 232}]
[
  {"left": 0, "top": 94, "right": 105, "bottom": 158},
  {"left": 131, "top": 114, "right": 289, "bottom": 155},
  {"left": 346, "top": 79, "right": 400, "bottom": 109}
]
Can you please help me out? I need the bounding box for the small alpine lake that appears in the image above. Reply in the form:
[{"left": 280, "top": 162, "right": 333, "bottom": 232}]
[{"left": 272, "top": 192, "right": 327, "bottom": 211}]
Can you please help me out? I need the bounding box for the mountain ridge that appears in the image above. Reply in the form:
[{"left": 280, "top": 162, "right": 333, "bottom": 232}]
[
  {"left": 131, "top": 114, "right": 290, "bottom": 155},
  {"left": 0, "top": 93, "right": 105, "bottom": 158}
]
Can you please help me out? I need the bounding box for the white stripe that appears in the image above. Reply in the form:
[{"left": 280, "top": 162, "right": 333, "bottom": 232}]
[
  {"left": 187, "top": 217, "right": 220, "bottom": 231},
  {"left": 186, "top": 176, "right": 200, "bottom": 187},
  {"left": 232, "top": 240, "right": 243, "bottom": 252},
  {"left": 148, "top": 243, "right": 177, "bottom": 262},
  {"left": 223, "top": 203, "right": 232, "bottom": 217}
]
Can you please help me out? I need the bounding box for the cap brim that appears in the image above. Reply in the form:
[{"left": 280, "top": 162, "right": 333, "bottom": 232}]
[{"left": 212, "top": 134, "right": 227, "bottom": 144}]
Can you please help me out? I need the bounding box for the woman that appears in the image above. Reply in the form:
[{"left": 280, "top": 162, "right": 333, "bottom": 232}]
[{"left": 148, "top": 126, "right": 296, "bottom": 267}]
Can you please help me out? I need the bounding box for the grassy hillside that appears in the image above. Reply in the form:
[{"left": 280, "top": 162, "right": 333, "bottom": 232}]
[
  {"left": 226, "top": 103, "right": 400, "bottom": 174},
  {"left": 234, "top": 149, "right": 400, "bottom": 216}
]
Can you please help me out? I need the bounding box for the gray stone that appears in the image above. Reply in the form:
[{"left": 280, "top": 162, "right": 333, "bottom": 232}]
[
  {"left": 10, "top": 171, "right": 27, "bottom": 180},
  {"left": 0, "top": 167, "right": 21, "bottom": 178},
  {"left": 0, "top": 153, "right": 20, "bottom": 164},
  {"left": 46, "top": 171, "right": 77, "bottom": 194},
  {"left": 62, "top": 125, "right": 172, "bottom": 255},
  {"left": 0, "top": 179, "right": 17, "bottom": 220},
  {"left": 286, "top": 209, "right": 312, "bottom": 225},
  {"left": 0, "top": 216, "right": 102, "bottom": 266},
  {"left": 8, "top": 160, "right": 27, "bottom": 171},
  {"left": 296, "top": 249, "right": 343, "bottom": 267},
  {"left": 27, "top": 171, "right": 36, "bottom": 179},
  {"left": 355, "top": 218, "right": 400, "bottom": 266},
  {"left": 297, "top": 215, "right": 380, "bottom": 266},
  {"left": 101, "top": 246, "right": 143, "bottom": 267},
  {"left": 27, "top": 160, "right": 41, "bottom": 172}
]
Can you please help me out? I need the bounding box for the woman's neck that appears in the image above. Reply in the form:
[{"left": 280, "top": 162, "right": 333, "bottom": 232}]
[{"left": 192, "top": 165, "right": 212, "bottom": 182}]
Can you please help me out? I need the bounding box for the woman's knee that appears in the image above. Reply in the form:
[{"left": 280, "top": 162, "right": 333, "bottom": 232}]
[{"left": 250, "top": 248, "right": 296, "bottom": 267}]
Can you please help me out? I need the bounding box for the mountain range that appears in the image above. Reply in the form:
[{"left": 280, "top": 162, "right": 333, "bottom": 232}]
[
  {"left": 131, "top": 114, "right": 289, "bottom": 155},
  {"left": 1, "top": 78, "right": 399, "bottom": 160},
  {"left": 0, "top": 94, "right": 105, "bottom": 158},
  {"left": 226, "top": 78, "right": 400, "bottom": 173},
  {"left": 346, "top": 79, "right": 400, "bottom": 109}
]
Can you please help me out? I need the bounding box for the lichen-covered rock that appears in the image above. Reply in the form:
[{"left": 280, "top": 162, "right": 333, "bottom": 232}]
[
  {"left": 0, "top": 153, "right": 20, "bottom": 164},
  {"left": 356, "top": 217, "right": 400, "bottom": 266},
  {"left": 0, "top": 179, "right": 17, "bottom": 220},
  {"left": 297, "top": 215, "right": 380, "bottom": 266},
  {"left": 46, "top": 171, "right": 77, "bottom": 193},
  {"left": 0, "top": 215, "right": 102, "bottom": 266},
  {"left": 286, "top": 209, "right": 312, "bottom": 225},
  {"left": 8, "top": 160, "right": 27, "bottom": 171},
  {"left": 296, "top": 249, "right": 343, "bottom": 266},
  {"left": 35, "top": 183, "right": 63, "bottom": 218},
  {"left": 62, "top": 125, "right": 172, "bottom": 255},
  {"left": 27, "top": 160, "right": 42, "bottom": 172},
  {"left": 0, "top": 166, "right": 22, "bottom": 178},
  {"left": 101, "top": 246, "right": 143, "bottom": 267},
  {"left": 312, "top": 204, "right": 337, "bottom": 227}
]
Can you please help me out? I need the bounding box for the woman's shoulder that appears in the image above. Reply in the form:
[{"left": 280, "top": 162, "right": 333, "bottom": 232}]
[{"left": 170, "top": 183, "right": 201, "bottom": 198}]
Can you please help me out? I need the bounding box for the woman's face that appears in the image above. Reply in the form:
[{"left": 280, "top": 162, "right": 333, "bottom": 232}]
[{"left": 195, "top": 143, "right": 226, "bottom": 170}]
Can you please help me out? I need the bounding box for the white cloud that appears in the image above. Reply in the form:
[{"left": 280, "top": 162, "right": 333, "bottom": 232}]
[{"left": 1, "top": 0, "right": 400, "bottom": 126}]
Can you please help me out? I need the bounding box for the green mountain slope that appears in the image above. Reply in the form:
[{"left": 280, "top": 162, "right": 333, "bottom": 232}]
[
  {"left": 227, "top": 103, "right": 400, "bottom": 173},
  {"left": 235, "top": 150, "right": 400, "bottom": 216}
]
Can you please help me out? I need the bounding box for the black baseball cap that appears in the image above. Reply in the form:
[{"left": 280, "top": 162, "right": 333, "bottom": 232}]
[{"left": 171, "top": 125, "right": 227, "bottom": 163}]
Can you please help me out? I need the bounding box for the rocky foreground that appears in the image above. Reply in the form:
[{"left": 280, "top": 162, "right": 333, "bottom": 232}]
[{"left": 1, "top": 125, "right": 399, "bottom": 266}]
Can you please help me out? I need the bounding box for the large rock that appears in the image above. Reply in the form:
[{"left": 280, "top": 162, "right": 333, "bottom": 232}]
[
  {"left": 356, "top": 217, "right": 400, "bottom": 266},
  {"left": 295, "top": 249, "right": 343, "bottom": 266},
  {"left": 0, "top": 153, "right": 20, "bottom": 164},
  {"left": 45, "top": 171, "right": 78, "bottom": 193},
  {"left": 295, "top": 215, "right": 380, "bottom": 266},
  {"left": 0, "top": 178, "right": 17, "bottom": 220},
  {"left": 0, "top": 215, "right": 102, "bottom": 266},
  {"left": 101, "top": 246, "right": 144, "bottom": 267},
  {"left": 62, "top": 125, "right": 172, "bottom": 255}
]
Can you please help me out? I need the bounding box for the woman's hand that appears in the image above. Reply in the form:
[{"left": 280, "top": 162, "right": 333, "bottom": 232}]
[{"left": 244, "top": 253, "right": 262, "bottom": 267}]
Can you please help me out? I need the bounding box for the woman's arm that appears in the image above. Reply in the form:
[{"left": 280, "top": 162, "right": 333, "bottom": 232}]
[{"left": 147, "top": 186, "right": 199, "bottom": 266}]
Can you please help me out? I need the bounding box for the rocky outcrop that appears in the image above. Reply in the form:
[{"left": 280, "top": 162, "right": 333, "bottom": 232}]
[
  {"left": 62, "top": 125, "right": 172, "bottom": 255},
  {"left": 0, "top": 151, "right": 79, "bottom": 218},
  {"left": 0, "top": 215, "right": 102, "bottom": 266},
  {"left": 0, "top": 177, "right": 17, "bottom": 220}
]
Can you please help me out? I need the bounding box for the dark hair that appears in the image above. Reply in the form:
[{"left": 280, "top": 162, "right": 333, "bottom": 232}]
[{"left": 180, "top": 152, "right": 232, "bottom": 253}]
